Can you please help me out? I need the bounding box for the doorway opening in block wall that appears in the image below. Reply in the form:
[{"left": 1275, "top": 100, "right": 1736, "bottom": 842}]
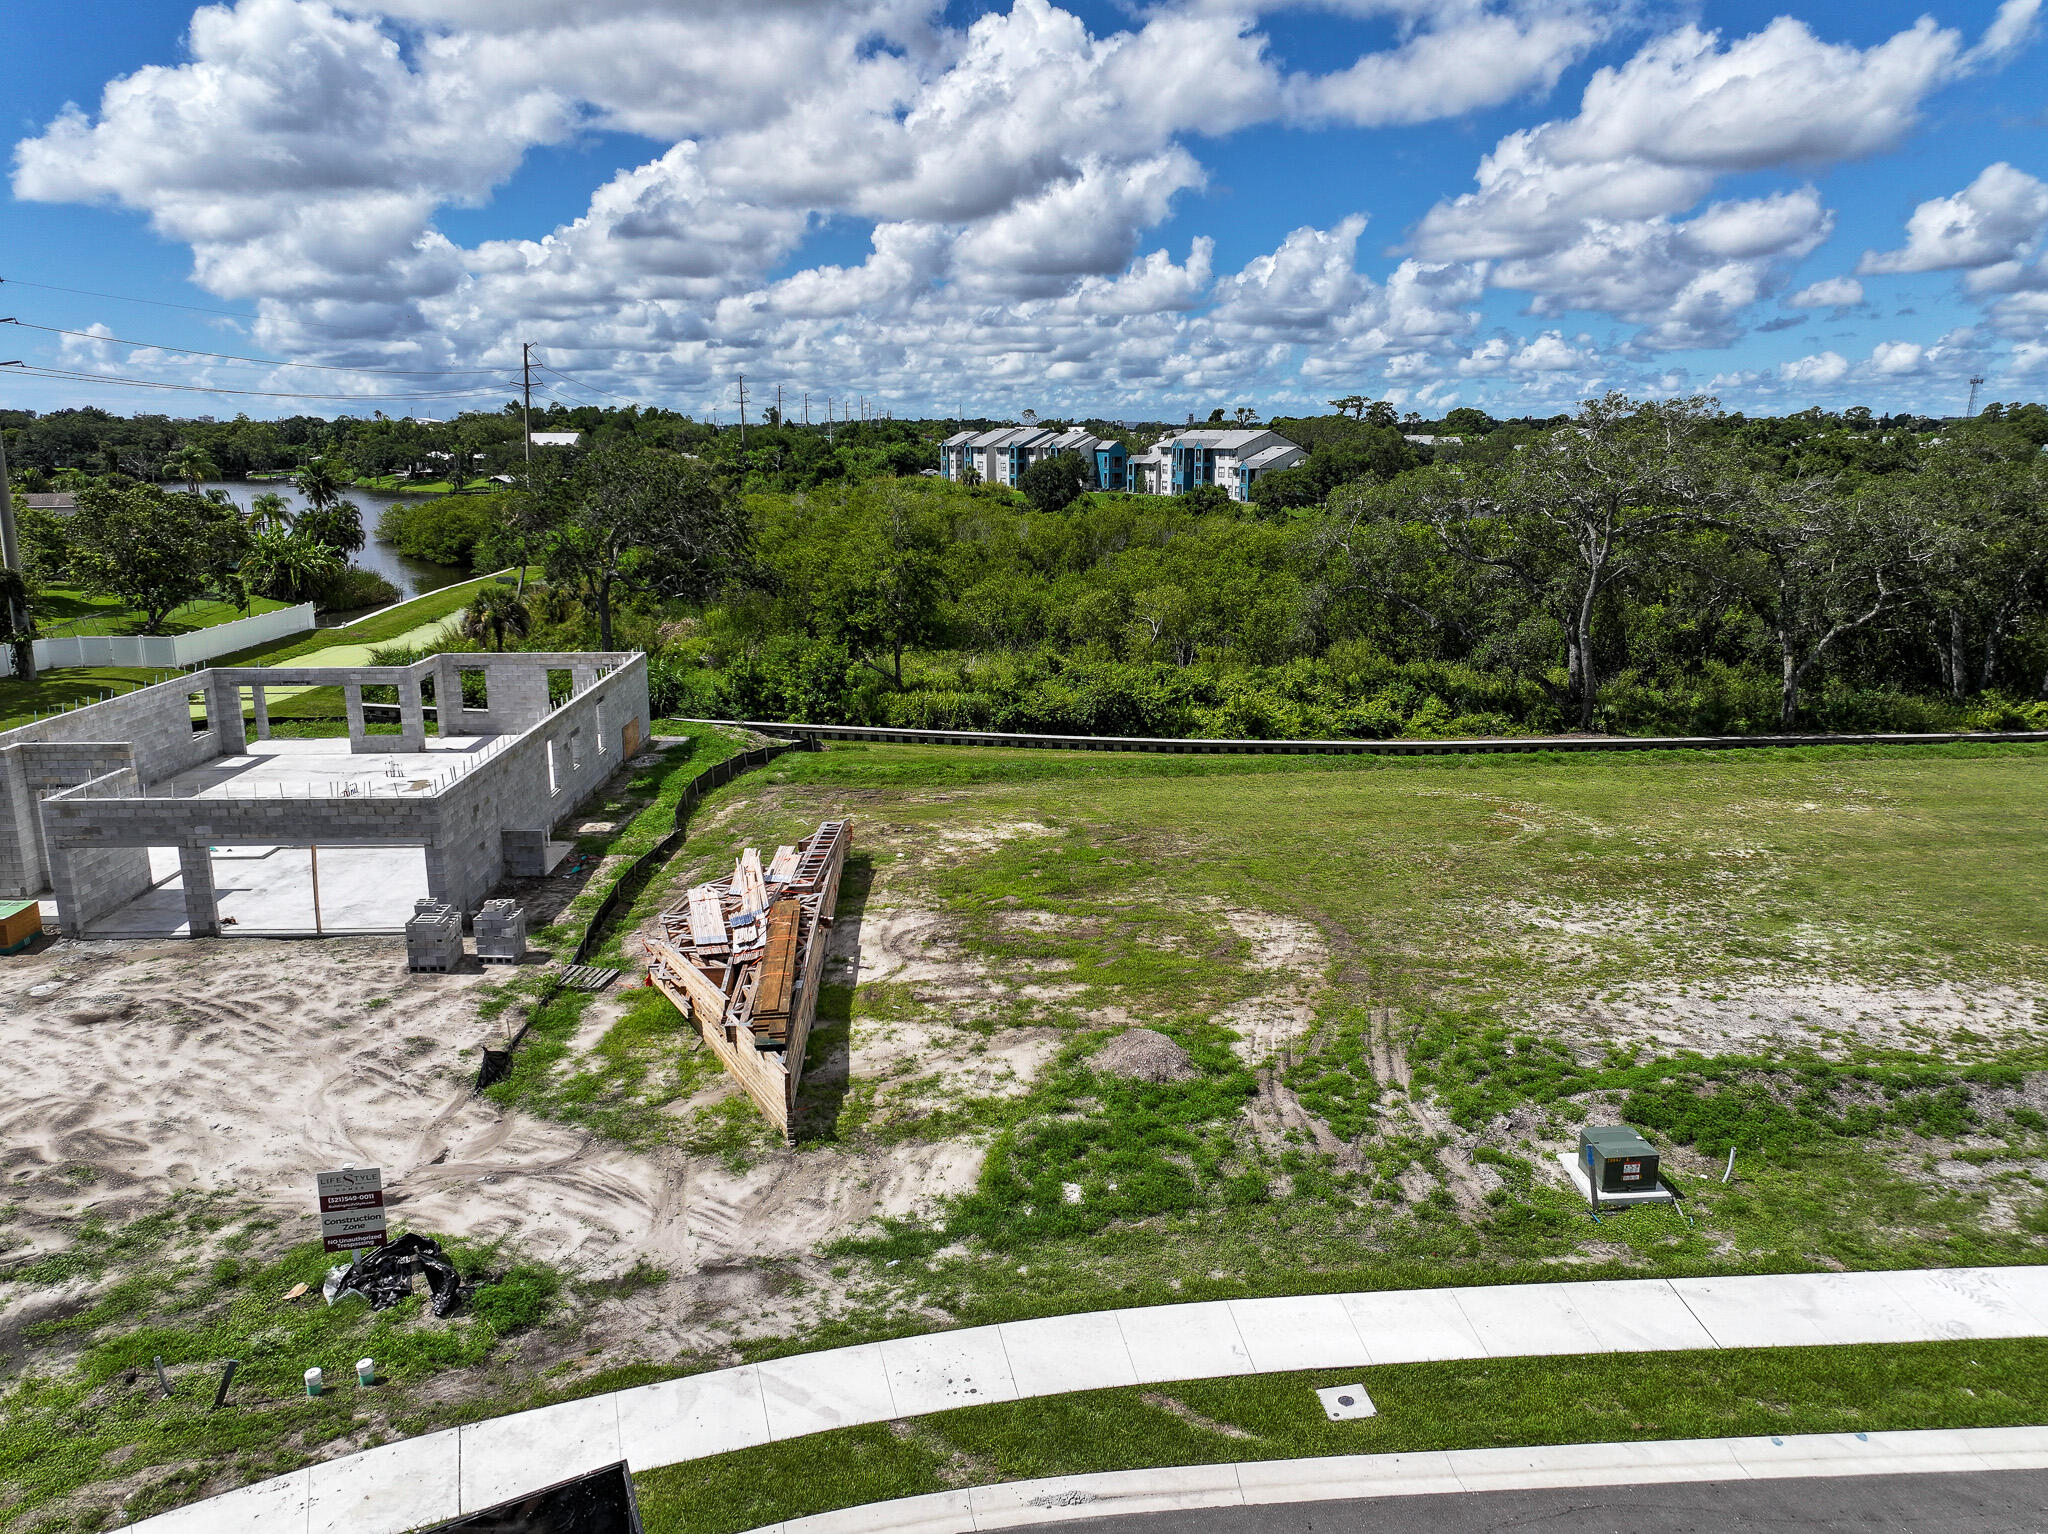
[{"left": 93, "top": 843, "right": 432, "bottom": 936}]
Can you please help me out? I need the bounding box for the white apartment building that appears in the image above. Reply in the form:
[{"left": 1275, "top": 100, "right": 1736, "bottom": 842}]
[
  {"left": 1130, "top": 428, "right": 1306, "bottom": 501},
  {"left": 940, "top": 427, "right": 1131, "bottom": 491}
]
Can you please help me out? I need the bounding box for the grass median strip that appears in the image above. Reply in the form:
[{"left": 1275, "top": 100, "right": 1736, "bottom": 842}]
[{"left": 634, "top": 1337, "right": 2048, "bottom": 1534}]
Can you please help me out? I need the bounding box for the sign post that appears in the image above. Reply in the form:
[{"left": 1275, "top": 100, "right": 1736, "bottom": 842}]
[{"left": 316, "top": 1167, "right": 388, "bottom": 1254}]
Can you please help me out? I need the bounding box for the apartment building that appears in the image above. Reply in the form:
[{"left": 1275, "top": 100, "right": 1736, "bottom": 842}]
[
  {"left": 1130, "top": 428, "right": 1306, "bottom": 501},
  {"left": 940, "top": 427, "right": 1129, "bottom": 491}
]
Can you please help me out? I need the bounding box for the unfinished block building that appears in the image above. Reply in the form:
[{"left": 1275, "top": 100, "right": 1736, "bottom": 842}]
[{"left": 0, "top": 651, "right": 650, "bottom": 938}]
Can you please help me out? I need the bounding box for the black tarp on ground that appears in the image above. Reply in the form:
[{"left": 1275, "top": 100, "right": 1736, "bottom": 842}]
[
  {"left": 421, "top": 1461, "right": 643, "bottom": 1534},
  {"left": 323, "top": 1233, "right": 463, "bottom": 1317}
]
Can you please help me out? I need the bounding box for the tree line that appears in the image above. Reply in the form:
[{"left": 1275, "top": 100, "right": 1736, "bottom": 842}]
[{"left": 8, "top": 393, "right": 2047, "bottom": 740}]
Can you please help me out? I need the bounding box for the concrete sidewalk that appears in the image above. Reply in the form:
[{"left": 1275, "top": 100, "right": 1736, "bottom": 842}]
[
  {"left": 765, "top": 1426, "right": 2048, "bottom": 1534},
  {"left": 131, "top": 1265, "right": 2048, "bottom": 1534}
]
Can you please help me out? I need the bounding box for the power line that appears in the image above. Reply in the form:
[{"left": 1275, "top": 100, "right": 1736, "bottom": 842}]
[
  {"left": 531, "top": 361, "right": 647, "bottom": 407},
  {"left": 1, "top": 318, "right": 507, "bottom": 377},
  {"left": 0, "top": 361, "right": 514, "bottom": 403},
  {"left": 0, "top": 274, "right": 415, "bottom": 338}
]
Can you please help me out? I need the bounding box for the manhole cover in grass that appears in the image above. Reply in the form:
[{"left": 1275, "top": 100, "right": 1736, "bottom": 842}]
[{"left": 1316, "top": 1383, "right": 1377, "bottom": 1421}]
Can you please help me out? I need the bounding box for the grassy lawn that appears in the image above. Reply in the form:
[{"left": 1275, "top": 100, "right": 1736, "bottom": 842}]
[
  {"left": 0, "top": 1194, "right": 614, "bottom": 1530},
  {"left": 503, "top": 737, "right": 2048, "bottom": 1344},
  {"left": 5, "top": 732, "right": 2046, "bottom": 1529},
  {"left": 0, "top": 574, "right": 532, "bottom": 731},
  {"left": 349, "top": 476, "right": 465, "bottom": 495},
  {"left": 34, "top": 586, "right": 292, "bottom": 640},
  {"left": 634, "top": 1338, "right": 2048, "bottom": 1534}
]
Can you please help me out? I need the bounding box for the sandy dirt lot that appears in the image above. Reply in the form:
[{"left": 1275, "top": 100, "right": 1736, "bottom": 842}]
[{"left": 0, "top": 928, "right": 978, "bottom": 1358}]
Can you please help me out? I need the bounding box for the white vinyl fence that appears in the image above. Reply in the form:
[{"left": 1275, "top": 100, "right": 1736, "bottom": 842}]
[{"left": 0, "top": 602, "right": 315, "bottom": 677}]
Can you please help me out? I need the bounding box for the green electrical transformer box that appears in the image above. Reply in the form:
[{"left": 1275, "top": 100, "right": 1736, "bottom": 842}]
[{"left": 1580, "top": 1126, "right": 1660, "bottom": 1194}]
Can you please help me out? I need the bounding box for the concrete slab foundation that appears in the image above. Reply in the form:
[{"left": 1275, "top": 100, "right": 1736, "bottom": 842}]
[{"left": 92, "top": 845, "right": 432, "bottom": 936}]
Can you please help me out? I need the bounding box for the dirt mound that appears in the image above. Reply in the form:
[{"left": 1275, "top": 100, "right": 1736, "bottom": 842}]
[{"left": 1092, "top": 1028, "right": 1198, "bottom": 1083}]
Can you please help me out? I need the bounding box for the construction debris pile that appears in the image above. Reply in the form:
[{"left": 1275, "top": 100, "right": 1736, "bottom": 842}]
[{"left": 647, "top": 820, "right": 851, "bottom": 1143}]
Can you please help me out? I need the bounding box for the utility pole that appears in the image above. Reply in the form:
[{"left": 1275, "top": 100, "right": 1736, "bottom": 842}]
[
  {"left": 803, "top": 392, "right": 810, "bottom": 426},
  {"left": 516, "top": 342, "right": 534, "bottom": 600},
  {"left": 1967, "top": 375, "right": 1986, "bottom": 418},
  {"left": 737, "top": 374, "right": 748, "bottom": 448},
  {"left": 521, "top": 342, "right": 533, "bottom": 474},
  {"left": 0, "top": 393, "right": 35, "bottom": 683},
  {"left": 775, "top": 383, "right": 782, "bottom": 427}
]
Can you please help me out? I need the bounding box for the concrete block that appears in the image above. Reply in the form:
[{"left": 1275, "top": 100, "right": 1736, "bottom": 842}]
[
  {"left": 997, "top": 1312, "right": 1139, "bottom": 1397},
  {"left": 1338, "top": 1287, "right": 1486, "bottom": 1365},
  {"left": 1454, "top": 1282, "right": 1603, "bottom": 1357},
  {"left": 405, "top": 899, "right": 463, "bottom": 971},
  {"left": 474, "top": 898, "right": 527, "bottom": 963},
  {"left": 757, "top": 1343, "right": 898, "bottom": 1438},
  {"left": 615, "top": 1365, "right": 771, "bottom": 1469},
  {"left": 1228, "top": 1294, "right": 1370, "bottom": 1373}
]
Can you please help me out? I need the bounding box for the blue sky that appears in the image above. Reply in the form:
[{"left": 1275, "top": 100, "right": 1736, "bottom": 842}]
[{"left": 3, "top": 0, "right": 2044, "bottom": 422}]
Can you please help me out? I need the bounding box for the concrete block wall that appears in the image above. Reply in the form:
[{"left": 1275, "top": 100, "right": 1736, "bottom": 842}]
[
  {"left": 42, "top": 768, "right": 154, "bottom": 932},
  {"left": 429, "top": 655, "right": 651, "bottom": 911},
  {"left": 0, "top": 674, "right": 220, "bottom": 788},
  {"left": 0, "top": 742, "right": 135, "bottom": 896}
]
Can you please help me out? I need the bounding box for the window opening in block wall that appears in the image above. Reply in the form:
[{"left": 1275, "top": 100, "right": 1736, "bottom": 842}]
[
  {"left": 568, "top": 729, "right": 581, "bottom": 770},
  {"left": 188, "top": 688, "right": 210, "bottom": 736},
  {"left": 546, "top": 668, "right": 574, "bottom": 708},
  {"left": 595, "top": 701, "right": 606, "bottom": 754},
  {"left": 419, "top": 673, "right": 439, "bottom": 736},
  {"left": 546, "top": 739, "right": 559, "bottom": 795},
  {"left": 460, "top": 668, "right": 489, "bottom": 712}
]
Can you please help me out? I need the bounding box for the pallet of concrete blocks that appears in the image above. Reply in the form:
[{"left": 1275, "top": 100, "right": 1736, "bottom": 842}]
[
  {"left": 473, "top": 899, "right": 527, "bottom": 964},
  {"left": 645, "top": 819, "right": 851, "bottom": 1144},
  {"left": 406, "top": 899, "right": 465, "bottom": 973}
]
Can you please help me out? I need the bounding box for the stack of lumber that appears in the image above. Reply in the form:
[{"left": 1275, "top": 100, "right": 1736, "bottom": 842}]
[{"left": 646, "top": 820, "right": 851, "bottom": 1141}]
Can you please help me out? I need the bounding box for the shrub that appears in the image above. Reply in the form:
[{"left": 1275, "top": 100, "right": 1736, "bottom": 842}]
[
  {"left": 312, "top": 566, "right": 401, "bottom": 614},
  {"left": 375, "top": 497, "right": 501, "bottom": 568}
]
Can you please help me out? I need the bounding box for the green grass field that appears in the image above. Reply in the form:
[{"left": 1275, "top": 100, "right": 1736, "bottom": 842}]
[
  {"left": 33, "top": 586, "right": 292, "bottom": 639},
  {"left": 525, "top": 739, "right": 2048, "bottom": 1341},
  {"left": 0, "top": 571, "right": 533, "bottom": 730},
  {"left": 635, "top": 1338, "right": 2048, "bottom": 1534}
]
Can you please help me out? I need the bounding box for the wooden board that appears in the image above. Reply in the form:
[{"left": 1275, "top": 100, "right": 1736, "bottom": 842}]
[
  {"left": 766, "top": 845, "right": 799, "bottom": 884},
  {"left": 649, "top": 938, "right": 731, "bottom": 1026},
  {"left": 686, "top": 885, "right": 728, "bottom": 948},
  {"left": 753, "top": 896, "right": 801, "bottom": 1026},
  {"left": 736, "top": 848, "right": 769, "bottom": 914}
]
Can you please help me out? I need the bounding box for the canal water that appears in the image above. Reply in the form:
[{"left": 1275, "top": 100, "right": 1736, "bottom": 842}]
[{"left": 195, "top": 481, "right": 467, "bottom": 598}]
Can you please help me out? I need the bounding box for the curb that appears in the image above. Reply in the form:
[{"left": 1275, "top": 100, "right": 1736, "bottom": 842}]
[{"left": 757, "top": 1426, "right": 2048, "bottom": 1534}]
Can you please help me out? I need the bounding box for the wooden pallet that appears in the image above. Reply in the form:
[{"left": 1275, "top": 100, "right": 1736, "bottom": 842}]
[{"left": 559, "top": 964, "right": 621, "bottom": 992}]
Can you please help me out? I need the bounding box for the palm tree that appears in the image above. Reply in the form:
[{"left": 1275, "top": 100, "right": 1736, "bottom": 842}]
[
  {"left": 459, "top": 585, "right": 530, "bottom": 652},
  {"left": 246, "top": 492, "right": 292, "bottom": 533},
  {"left": 292, "top": 458, "right": 347, "bottom": 512},
  {"left": 163, "top": 444, "right": 219, "bottom": 492}
]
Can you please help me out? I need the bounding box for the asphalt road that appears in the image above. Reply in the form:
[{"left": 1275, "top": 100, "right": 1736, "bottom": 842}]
[{"left": 1063, "top": 1469, "right": 2048, "bottom": 1533}]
